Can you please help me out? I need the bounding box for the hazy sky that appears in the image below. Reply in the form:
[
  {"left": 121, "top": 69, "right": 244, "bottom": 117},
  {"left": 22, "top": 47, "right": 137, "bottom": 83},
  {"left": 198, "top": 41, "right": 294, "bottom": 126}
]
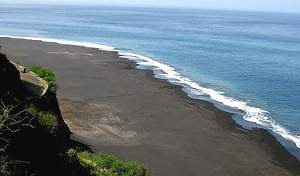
[{"left": 2, "top": 0, "right": 300, "bottom": 13}]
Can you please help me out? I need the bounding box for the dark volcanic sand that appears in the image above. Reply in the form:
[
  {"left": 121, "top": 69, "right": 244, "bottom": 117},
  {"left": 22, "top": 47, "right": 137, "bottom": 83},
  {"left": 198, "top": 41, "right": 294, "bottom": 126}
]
[{"left": 1, "top": 37, "right": 300, "bottom": 176}]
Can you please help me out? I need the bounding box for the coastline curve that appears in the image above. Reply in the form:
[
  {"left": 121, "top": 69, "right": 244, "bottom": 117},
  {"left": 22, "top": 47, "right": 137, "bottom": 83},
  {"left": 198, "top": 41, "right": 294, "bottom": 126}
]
[{"left": 1, "top": 35, "right": 299, "bottom": 158}]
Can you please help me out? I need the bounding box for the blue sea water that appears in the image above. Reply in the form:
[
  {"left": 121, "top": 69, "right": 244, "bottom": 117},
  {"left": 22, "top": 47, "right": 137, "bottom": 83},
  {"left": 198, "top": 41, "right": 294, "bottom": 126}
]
[{"left": 0, "top": 4, "right": 300, "bottom": 158}]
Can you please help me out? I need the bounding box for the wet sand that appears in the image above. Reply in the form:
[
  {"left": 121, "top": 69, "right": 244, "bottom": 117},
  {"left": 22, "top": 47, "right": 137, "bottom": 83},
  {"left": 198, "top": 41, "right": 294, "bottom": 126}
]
[{"left": 1, "top": 37, "right": 300, "bottom": 175}]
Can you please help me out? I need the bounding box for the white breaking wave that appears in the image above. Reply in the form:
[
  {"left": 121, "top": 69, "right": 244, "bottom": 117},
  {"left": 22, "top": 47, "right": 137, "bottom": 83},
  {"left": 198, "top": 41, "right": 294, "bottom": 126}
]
[
  {"left": 0, "top": 35, "right": 116, "bottom": 51},
  {"left": 1, "top": 35, "right": 299, "bottom": 149},
  {"left": 119, "top": 52, "right": 300, "bottom": 149}
]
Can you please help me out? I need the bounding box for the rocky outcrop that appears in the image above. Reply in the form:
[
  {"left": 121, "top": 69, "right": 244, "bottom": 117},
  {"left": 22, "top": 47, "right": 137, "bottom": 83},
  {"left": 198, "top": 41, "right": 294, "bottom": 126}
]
[
  {"left": 9, "top": 61, "right": 49, "bottom": 97},
  {"left": 10, "top": 61, "right": 26, "bottom": 73},
  {"left": 20, "top": 71, "right": 48, "bottom": 96}
]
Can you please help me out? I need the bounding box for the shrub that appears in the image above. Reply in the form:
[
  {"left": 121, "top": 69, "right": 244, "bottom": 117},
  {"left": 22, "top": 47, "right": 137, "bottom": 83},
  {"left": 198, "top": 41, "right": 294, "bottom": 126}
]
[
  {"left": 27, "top": 105, "right": 59, "bottom": 135},
  {"left": 37, "top": 111, "right": 59, "bottom": 134},
  {"left": 29, "top": 65, "right": 56, "bottom": 92},
  {"left": 27, "top": 104, "right": 38, "bottom": 117},
  {"left": 68, "top": 149, "right": 150, "bottom": 176}
]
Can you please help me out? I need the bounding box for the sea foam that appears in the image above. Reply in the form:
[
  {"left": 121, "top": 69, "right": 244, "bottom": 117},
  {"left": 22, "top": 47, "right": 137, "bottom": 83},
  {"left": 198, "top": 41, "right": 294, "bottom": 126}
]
[
  {"left": 0, "top": 35, "right": 116, "bottom": 51},
  {"left": 118, "top": 52, "right": 300, "bottom": 149},
  {"left": 1, "top": 35, "right": 299, "bottom": 149}
]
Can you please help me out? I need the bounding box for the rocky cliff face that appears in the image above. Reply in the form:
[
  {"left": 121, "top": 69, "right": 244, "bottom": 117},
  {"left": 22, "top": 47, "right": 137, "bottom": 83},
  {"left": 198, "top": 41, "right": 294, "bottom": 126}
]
[
  {"left": 0, "top": 50, "right": 69, "bottom": 138},
  {"left": 0, "top": 50, "right": 71, "bottom": 175},
  {"left": 0, "top": 51, "right": 21, "bottom": 102}
]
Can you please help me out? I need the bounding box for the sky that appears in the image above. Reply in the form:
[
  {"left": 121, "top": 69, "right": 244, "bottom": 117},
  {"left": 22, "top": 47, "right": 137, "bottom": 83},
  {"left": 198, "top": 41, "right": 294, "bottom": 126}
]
[{"left": 1, "top": 0, "right": 300, "bottom": 13}]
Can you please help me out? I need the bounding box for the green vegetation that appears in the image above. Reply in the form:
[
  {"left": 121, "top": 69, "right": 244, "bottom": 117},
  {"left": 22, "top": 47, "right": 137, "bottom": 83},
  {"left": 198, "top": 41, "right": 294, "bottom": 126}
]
[
  {"left": 29, "top": 65, "right": 57, "bottom": 92},
  {"left": 27, "top": 104, "right": 37, "bottom": 116},
  {"left": 27, "top": 105, "right": 59, "bottom": 135},
  {"left": 68, "top": 149, "right": 150, "bottom": 176},
  {"left": 37, "top": 112, "right": 58, "bottom": 134}
]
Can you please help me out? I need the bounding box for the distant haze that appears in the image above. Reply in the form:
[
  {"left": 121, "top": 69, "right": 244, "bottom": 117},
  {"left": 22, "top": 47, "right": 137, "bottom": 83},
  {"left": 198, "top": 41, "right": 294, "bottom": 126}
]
[{"left": 1, "top": 0, "right": 300, "bottom": 13}]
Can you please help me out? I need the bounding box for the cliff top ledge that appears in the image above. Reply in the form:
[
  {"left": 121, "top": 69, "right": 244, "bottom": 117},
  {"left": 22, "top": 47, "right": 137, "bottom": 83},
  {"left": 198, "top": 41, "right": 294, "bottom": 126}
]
[{"left": 11, "top": 61, "right": 48, "bottom": 97}]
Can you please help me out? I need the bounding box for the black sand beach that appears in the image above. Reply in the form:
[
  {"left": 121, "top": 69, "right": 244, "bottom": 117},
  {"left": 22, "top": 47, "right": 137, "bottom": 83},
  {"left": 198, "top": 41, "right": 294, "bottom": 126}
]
[{"left": 1, "top": 37, "right": 300, "bottom": 175}]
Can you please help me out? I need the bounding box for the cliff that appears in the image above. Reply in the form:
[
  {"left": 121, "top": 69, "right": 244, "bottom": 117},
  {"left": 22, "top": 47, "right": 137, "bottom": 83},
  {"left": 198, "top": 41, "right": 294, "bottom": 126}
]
[{"left": 0, "top": 50, "right": 71, "bottom": 175}]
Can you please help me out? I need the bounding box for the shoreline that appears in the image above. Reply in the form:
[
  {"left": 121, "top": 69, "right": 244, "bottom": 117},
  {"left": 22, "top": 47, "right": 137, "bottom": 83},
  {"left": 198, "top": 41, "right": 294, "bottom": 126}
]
[
  {"left": 2, "top": 35, "right": 299, "bottom": 153},
  {"left": 1, "top": 37, "right": 300, "bottom": 175}
]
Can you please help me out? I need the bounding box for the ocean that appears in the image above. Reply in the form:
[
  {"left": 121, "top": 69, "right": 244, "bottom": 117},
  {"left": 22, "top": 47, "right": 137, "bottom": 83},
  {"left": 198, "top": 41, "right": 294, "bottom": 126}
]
[{"left": 0, "top": 4, "right": 299, "bottom": 159}]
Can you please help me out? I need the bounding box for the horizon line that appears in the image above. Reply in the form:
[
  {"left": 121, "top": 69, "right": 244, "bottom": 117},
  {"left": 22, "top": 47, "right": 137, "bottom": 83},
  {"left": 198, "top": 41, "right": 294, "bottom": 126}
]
[{"left": 1, "top": 2, "right": 300, "bottom": 15}]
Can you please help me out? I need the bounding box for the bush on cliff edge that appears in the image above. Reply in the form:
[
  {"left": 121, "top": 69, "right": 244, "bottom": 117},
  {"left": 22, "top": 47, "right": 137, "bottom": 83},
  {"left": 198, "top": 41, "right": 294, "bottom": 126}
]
[{"left": 29, "top": 65, "right": 57, "bottom": 92}]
